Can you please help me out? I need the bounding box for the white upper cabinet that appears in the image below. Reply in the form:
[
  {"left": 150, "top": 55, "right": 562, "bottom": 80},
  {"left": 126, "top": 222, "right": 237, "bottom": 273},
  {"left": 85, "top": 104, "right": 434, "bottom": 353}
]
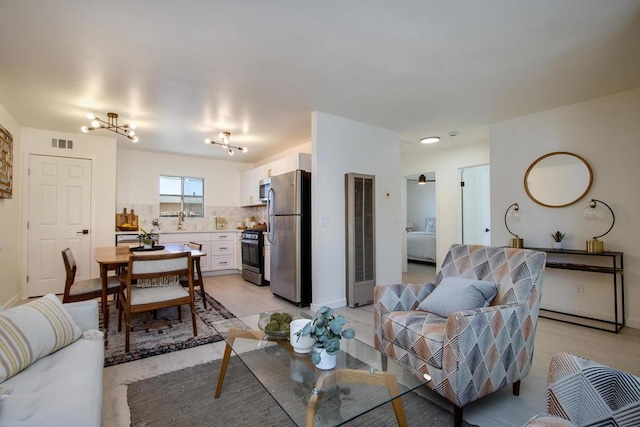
[
  {"left": 241, "top": 167, "right": 261, "bottom": 206},
  {"left": 280, "top": 153, "right": 311, "bottom": 175},
  {"left": 240, "top": 152, "right": 311, "bottom": 207}
]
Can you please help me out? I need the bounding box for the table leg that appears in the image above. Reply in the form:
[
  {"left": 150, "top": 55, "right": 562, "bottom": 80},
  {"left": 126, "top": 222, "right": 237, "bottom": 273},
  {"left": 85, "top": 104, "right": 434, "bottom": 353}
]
[
  {"left": 306, "top": 369, "right": 408, "bottom": 427},
  {"left": 214, "top": 328, "right": 266, "bottom": 399},
  {"left": 100, "top": 263, "right": 108, "bottom": 330}
]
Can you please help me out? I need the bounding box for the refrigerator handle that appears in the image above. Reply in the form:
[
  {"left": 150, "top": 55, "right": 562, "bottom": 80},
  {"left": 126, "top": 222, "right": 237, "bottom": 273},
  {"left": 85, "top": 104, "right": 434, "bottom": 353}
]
[{"left": 267, "top": 187, "right": 275, "bottom": 243}]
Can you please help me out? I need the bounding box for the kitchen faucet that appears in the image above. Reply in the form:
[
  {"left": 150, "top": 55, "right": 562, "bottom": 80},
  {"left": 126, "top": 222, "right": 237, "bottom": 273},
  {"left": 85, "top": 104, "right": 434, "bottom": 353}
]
[{"left": 178, "top": 211, "right": 184, "bottom": 230}]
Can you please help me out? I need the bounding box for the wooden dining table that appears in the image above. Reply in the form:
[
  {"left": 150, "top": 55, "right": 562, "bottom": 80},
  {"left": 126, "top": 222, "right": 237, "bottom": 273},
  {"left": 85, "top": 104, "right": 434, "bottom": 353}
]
[{"left": 93, "top": 244, "right": 206, "bottom": 330}]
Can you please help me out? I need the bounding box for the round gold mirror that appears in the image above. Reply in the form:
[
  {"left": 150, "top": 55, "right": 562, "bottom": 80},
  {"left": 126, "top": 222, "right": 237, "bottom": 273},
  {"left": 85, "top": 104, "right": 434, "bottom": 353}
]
[{"left": 524, "top": 152, "right": 593, "bottom": 208}]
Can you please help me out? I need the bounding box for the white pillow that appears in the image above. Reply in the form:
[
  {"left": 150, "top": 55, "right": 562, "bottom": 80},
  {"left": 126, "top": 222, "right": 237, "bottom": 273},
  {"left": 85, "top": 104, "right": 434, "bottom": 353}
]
[
  {"left": 418, "top": 276, "right": 498, "bottom": 317},
  {"left": 0, "top": 293, "right": 82, "bottom": 382},
  {"left": 425, "top": 217, "right": 436, "bottom": 232}
]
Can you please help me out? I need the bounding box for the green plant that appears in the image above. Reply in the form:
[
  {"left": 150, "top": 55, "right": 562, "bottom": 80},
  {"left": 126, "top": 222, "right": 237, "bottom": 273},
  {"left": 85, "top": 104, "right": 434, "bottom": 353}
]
[
  {"left": 296, "top": 306, "right": 355, "bottom": 365},
  {"left": 139, "top": 228, "right": 155, "bottom": 243},
  {"left": 551, "top": 230, "right": 566, "bottom": 242}
]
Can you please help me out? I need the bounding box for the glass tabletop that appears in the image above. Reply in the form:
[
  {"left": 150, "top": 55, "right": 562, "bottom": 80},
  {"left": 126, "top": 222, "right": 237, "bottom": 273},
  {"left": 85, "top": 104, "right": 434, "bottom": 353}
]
[{"left": 217, "top": 311, "right": 430, "bottom": 427}]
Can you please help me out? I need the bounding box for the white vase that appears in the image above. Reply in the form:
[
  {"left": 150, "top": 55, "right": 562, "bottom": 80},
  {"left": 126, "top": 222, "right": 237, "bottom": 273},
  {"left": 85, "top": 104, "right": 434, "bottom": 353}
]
[
  {"left": 553, "top": 241, "right": 563, "bottom": 250},
  {"left": 313, "top": 348, "right": 337, "bottom": 370},
  {"left": 289, "top": 319, "right": 315, "bottom": 354}
]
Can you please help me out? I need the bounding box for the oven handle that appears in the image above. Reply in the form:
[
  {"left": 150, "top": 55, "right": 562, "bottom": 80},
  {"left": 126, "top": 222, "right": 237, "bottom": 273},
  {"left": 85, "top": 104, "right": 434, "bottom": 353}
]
[{"left": 240, "top": 239, "right": 260, "bottom": 245}]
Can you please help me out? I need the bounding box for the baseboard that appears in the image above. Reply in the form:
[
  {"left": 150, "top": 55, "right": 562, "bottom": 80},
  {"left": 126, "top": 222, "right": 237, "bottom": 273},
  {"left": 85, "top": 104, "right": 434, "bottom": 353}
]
[
  {"left": 3, "top": 293, "right": 22, "bottom": 308},
  {"left": 625, "top": 317, "right": 640, "bottom": 330},
  {"left": 310, "top": 298, "right": 347, "bottom": 312},
  {"left": 201, "top": 269, "right": 240, "bottom": 277}
]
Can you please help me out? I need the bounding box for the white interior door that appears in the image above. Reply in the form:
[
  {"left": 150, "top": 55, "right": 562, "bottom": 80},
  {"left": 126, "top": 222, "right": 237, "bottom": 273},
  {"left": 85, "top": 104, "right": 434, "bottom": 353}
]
[
  {"left": 27, "top": 155, "right": 92, "bottom": 297},
  {"left": 461, "top": 164, "right": 491, "bottom": 245}
]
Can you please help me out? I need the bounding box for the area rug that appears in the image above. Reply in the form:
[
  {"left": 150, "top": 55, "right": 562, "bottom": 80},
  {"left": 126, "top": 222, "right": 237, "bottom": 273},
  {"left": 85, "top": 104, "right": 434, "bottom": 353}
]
[
  {"left": 103, "top": 291, "right": 245, "bottom": 367},
  {"left": 128, "top": 356, "right": 476, "bottom": 426}
]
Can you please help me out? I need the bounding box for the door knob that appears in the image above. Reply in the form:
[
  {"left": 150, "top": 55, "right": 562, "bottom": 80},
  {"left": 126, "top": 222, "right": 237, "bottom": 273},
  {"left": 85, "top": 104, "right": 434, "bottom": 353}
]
[
  {"left": 77, "top": 229, "right": 89, "bottom": 234},
  {"left": 485, "top": 228, "right": 490, "bottom": 232}
]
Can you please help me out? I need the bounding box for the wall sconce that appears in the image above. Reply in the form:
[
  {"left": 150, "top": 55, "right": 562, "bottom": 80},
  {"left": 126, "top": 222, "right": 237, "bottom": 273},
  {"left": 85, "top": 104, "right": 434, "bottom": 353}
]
[
  {"left": 583, "top": 199, "right": 615, "bottom": 253},
  {"left": 418, "top": 174, "right": 427, "bottom": 184},
  {"left": 504, "top": 203, "right": 524, "bottom": 248}
]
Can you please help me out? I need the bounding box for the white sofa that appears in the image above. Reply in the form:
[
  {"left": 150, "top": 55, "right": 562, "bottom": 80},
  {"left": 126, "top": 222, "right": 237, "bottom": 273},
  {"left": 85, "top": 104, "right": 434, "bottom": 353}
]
[{"left": 0, "top": 300, "right": 104, "bottom": 427}]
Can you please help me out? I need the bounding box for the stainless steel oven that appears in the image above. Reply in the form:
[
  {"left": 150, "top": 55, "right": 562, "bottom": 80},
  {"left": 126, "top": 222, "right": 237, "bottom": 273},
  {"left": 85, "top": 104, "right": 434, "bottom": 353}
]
[{"left": 240, "top": 229, "right": 265, "bottom": 286}]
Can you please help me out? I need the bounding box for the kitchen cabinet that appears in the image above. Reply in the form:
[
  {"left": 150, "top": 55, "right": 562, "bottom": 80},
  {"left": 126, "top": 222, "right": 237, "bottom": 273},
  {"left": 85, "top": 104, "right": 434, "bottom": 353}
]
[
  {"left": 158, "top": 231, "right": 237, "bottom": 272},
  {"left": 241, "top": 168, "right": 262, "bottom": 207},
  {"left": 240, "top": 153, "right": 312, "bottom": 207},
  {"left": 264, "top": 233, "right": 270, "bottom": 282},
  {"left": 260, "top": 159, "right": 282, "bottom": 180},
  {"left": 280, "top": 152, "right": 311, "bottom": 175},
  {"left": 235, "top": 232, "right": 242, "bottom": 270},
  {"left": 210, "top": 232, "right": 236, "bottom": 271}
]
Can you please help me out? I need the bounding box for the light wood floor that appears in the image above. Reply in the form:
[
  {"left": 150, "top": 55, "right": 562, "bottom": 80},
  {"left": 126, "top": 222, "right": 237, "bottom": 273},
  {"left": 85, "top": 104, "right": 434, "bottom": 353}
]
[{"left": 102, "top": 266, "right": 640, "bottom": 426}]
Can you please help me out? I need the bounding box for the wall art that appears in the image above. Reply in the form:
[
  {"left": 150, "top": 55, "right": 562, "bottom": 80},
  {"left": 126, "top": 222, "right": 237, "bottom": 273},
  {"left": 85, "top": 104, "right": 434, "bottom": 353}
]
[{"left": 0, "top": 122, "right": 13, "bottom": 199}]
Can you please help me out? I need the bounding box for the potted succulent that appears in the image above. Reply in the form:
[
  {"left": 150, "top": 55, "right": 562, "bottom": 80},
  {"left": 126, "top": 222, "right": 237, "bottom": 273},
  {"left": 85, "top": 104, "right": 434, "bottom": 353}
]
[
  {"left": 296, "top": 306, "right": 355, "bottom": 370},
  {"left": 551, "top": 230, "right": 565, "bottom": 249}
]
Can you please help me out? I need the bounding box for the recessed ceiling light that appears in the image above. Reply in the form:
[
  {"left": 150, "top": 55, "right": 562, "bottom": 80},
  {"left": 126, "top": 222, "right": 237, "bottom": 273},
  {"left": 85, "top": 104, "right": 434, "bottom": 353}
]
[{"left": 420, "top": 136, "right": 440, "bottom": 144}]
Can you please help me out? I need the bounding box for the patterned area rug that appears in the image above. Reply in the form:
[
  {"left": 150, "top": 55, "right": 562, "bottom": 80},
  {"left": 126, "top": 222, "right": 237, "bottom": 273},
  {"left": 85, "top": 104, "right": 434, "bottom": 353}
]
[
  {"left": 102, "top": 291, "right": 245, "bottom": 367},
  {"left": 128, "top": 356, "right": 476, "bottom": 426}
]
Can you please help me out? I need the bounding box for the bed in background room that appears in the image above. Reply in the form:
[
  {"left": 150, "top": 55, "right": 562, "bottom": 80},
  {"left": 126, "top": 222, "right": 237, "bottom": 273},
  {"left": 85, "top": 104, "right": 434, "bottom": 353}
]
[{"left": 407, "top": 217, "right": 437, "bottom": 264}]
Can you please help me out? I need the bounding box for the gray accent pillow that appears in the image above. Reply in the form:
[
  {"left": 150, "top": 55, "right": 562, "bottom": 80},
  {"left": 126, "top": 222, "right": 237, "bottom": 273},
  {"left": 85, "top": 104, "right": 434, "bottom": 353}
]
[{"left": 418, "top": 276, "right": 498, "bottom": 317}]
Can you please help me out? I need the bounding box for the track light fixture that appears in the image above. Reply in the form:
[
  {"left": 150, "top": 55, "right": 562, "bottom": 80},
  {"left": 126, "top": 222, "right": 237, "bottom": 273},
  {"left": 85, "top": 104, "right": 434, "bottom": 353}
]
[
  {"left": 204, "top": 132, "right": 247, "bottom": 155},
  {"left": 81, "top": 112, "right": 138, "bottom": 142}
]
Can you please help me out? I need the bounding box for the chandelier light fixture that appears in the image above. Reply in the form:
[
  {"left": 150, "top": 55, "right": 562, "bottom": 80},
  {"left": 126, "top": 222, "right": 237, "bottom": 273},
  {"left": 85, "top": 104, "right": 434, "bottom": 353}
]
[
  {"left": 204, "top": 132, "right": 247, "bottom": 156},
  {"left": 81, "top": 112, "right": 138, "bottom": 142}
]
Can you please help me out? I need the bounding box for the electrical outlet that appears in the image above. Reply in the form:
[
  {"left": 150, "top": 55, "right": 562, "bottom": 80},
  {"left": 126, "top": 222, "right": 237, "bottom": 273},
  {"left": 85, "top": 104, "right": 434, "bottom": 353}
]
[{"left": 574, "top": 284, "right": 584, "bottom": 296}]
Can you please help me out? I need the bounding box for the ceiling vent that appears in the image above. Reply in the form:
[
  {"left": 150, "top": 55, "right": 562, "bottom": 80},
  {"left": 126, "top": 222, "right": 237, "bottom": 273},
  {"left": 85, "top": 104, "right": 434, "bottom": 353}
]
[{"left": 51, "top": 138, "right": 73, "bottom": 150}]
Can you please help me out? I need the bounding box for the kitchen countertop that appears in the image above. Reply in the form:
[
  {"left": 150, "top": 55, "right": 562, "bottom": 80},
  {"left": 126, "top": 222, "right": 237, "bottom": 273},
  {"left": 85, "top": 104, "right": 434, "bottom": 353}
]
[{"left": 115, "top": 229, "right": 243, "bottom": 234}]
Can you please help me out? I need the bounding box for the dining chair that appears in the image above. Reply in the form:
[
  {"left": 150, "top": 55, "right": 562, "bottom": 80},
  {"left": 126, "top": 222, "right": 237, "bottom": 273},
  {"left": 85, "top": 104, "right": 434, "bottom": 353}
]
[
  {"left": 118, "top": 251, "right": 197, "bottom": 352},
  {"left": 62, "top": 248, "right": 120, "bottom": 315},
  {"left": 179, "top": 242, "right": 207, "bottom": 308}
]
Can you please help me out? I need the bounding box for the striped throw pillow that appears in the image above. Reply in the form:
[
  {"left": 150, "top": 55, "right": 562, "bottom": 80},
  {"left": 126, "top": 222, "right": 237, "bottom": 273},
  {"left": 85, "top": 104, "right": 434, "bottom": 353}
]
[{"left": 0, "top": 293, "right": 82, "bottom": 382}]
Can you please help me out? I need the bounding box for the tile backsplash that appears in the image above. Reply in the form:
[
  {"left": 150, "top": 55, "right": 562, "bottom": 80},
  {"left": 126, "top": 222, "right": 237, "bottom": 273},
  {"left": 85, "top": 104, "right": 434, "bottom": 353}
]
[{"left": 117, "top": 203, "right": 267, "bottom": 231}]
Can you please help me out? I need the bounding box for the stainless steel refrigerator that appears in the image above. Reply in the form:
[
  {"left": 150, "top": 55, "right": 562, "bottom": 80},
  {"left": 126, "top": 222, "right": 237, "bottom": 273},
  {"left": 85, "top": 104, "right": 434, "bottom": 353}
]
[{"left": 267, "top": 169, "right": 311, "bottom": 306}]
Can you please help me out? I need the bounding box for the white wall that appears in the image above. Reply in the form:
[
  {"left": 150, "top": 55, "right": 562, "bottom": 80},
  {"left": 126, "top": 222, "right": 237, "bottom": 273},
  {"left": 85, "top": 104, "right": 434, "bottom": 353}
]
[
  {"left": 0, "top": 104, "right": 22, "bottom": 306},
  {"left": 312, "top": 112, "right": 402, "bottom": 309},
  {"left": 20, "top": 128, "right": 117, "bottom": 283},
  {"left": 490, "top": 88, "right": 640, "bottom": 328},
  {"left": 402, "top": 141, "right": 490, "bottom": 265},
  {"left": 406, "top": 181, "right": 436, "bottom": 231},
  {"left": 117, "top": 148, "right": 250, "bottom": 207},
  {"left": 253, "top": 142, "right": 312, "bottom": 168}
]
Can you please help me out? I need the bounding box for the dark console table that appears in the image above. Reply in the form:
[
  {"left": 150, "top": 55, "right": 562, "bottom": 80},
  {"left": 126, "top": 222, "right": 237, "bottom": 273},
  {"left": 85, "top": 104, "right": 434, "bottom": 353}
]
[{"left": 526, "top": 247, "right": 624, "bottom": 333}]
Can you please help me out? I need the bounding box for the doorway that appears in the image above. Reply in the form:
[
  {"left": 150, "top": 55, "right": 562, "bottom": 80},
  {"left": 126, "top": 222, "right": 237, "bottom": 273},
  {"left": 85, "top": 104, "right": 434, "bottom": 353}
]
[
  {"left": 27, "top": 155, "right": 92, "bottom": 297},
  {"left": 403, "top": 172, "right": 437, "bottom": 283},
  {"left": 461, "top": 164, "right": 490, "bottom": 245}
]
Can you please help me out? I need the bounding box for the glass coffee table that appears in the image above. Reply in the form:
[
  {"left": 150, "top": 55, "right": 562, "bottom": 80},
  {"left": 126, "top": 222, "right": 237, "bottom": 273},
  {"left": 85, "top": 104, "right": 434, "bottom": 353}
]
[{"left": 214, "top": 311, "right": 430, "bottom": 427}]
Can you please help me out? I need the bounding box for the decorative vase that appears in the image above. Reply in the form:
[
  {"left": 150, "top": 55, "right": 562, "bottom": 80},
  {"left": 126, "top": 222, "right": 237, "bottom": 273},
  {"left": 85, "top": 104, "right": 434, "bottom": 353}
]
[
  {"left": 553, "top": 241, "right": 563, "bottom": 250},
  {"left": 313, "top": 348, "right": 337, "bottom": 370},
  {"left": 143, "top": 238, "right": 153, "bottom": 249},
  {"left": 289, "top": 319, "right": 315, "bottom": 354}
]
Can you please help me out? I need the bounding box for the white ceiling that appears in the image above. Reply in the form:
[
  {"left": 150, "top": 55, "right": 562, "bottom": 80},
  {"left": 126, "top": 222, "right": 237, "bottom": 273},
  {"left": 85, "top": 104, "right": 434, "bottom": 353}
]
[{"left": 1, "top": 1, "right": 639, "bottom": 163}]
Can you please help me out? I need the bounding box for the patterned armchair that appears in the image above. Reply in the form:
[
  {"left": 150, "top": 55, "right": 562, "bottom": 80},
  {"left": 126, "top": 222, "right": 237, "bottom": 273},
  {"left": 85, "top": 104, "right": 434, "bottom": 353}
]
[
  {"left": 523, "top": 352, "right": 640, "bottom": 427},
  {"left": 374, "top": 244, "right": 547, "bottom": 427}
]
